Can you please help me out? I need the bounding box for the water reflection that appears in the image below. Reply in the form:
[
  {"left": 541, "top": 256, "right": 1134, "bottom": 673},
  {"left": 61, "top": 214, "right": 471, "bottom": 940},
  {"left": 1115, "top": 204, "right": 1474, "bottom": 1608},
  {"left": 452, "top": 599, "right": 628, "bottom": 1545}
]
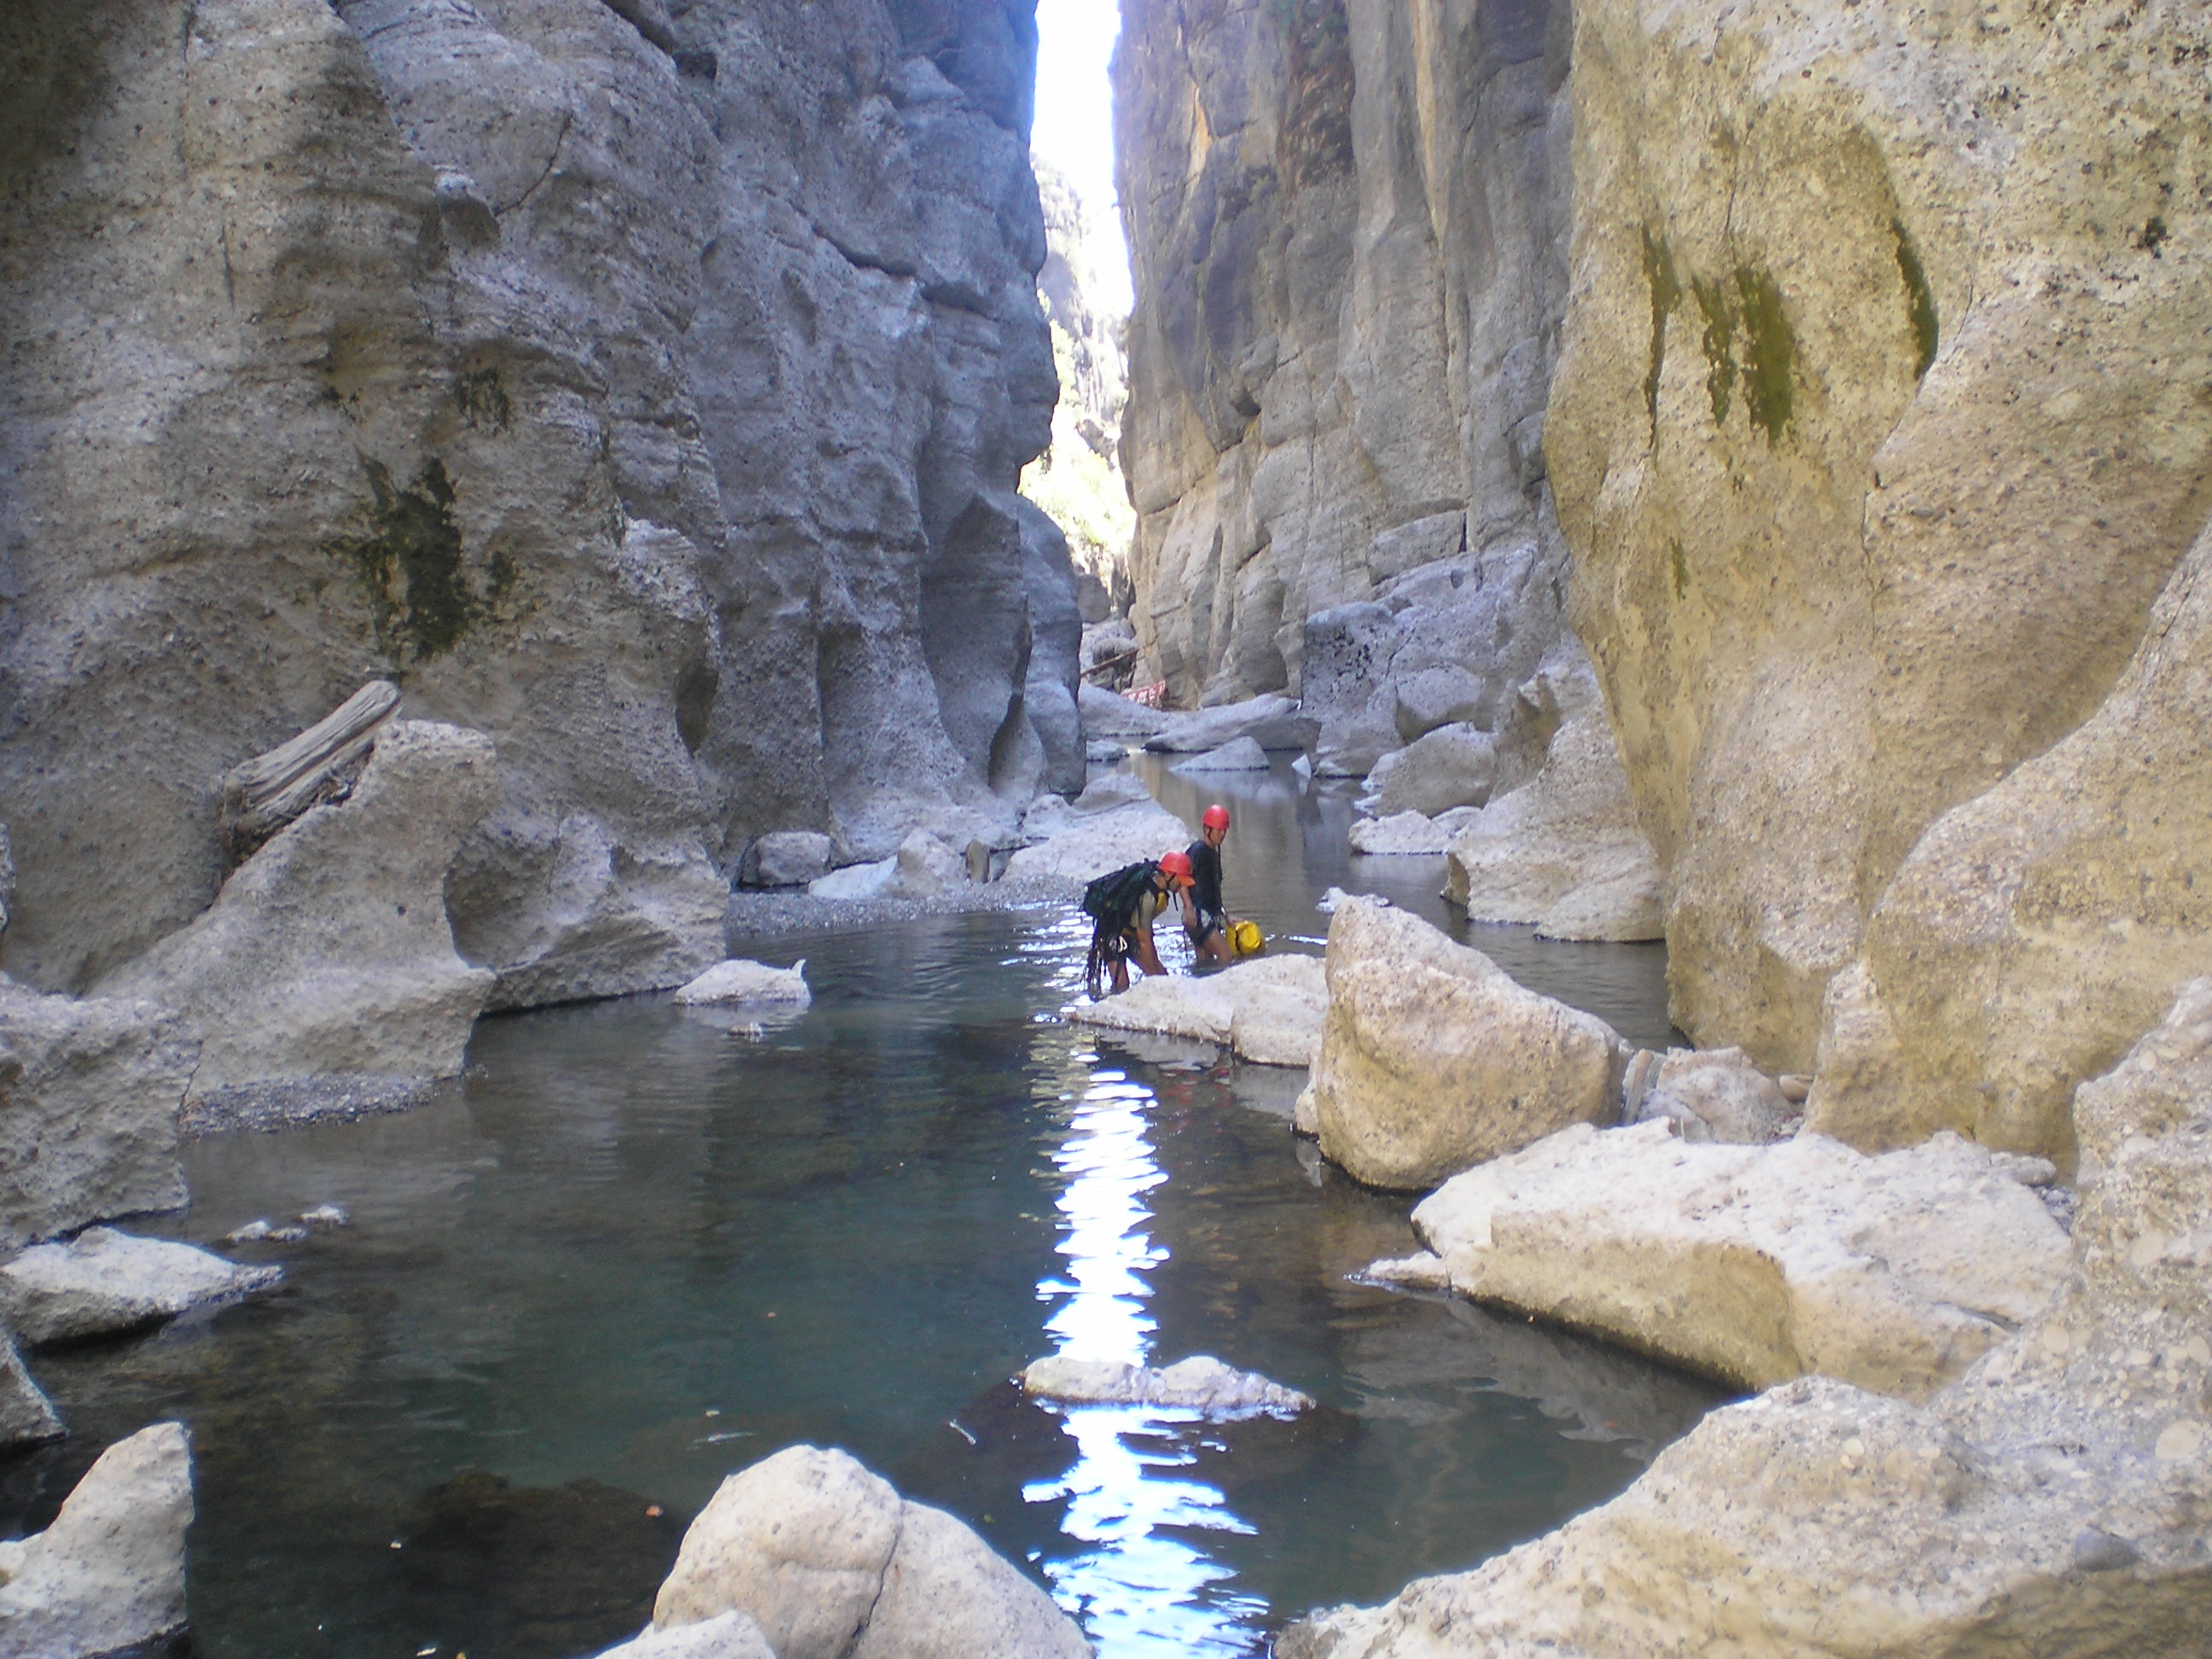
[{"left": 1031, "top": 1065, "right": 1267, "bottom": 1654}]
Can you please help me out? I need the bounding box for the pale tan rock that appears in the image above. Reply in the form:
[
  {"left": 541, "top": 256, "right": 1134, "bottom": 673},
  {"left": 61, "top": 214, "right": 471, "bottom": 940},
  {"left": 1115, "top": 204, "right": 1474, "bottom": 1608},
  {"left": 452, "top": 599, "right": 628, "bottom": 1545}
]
[
  {"left": 96, "top": 722, "right": 498, "bottom": 1098},
  {"left": 1290, "top": 981, "right": 2212, "bottom": 1657},
  {"left": 594, "top": 1611, "right": 777, "bottom": 1659},
  {"left": 652, "top": 1445, "right": 1088, "bottom": 1659},
  {"left": 1021, "top": 1354, "right": 1312, "bottom": 1417},
  {"left": 1001, "top": 800, "right": 1190, "bottom": 885},
  {"left": 1633, "top": 1046, "right": 1800, "bottom": 1144},
  {"left": 1443, "top": 649, "right": 1666, "bottom": 942},
  {"left": 1309, "top": 899, "right": 1623, "bottom": 1190},
  {"left": 1808, "top": 513, "right": 2212, "bottom": 1167},
  {"left": 0, "top": 1422, "right": 192, "bottom": 1658},
  {"left": 1405, "top": 1122, "right": 2067, "bottom": 1401},
  {"left": 1347, "top": 809, "right": 1476, "bottom": 857},
  {"left": 1068, "top": 956, "right": 1328, "bottom": 1068},
  {"left": 0, "top": 982, "right": 195, "bottom": 1251},
  {"left": 672, "top": 961, "right": 810, "bottom": 1010},
  {"left": 0, "top": 1229, "right": 282, "bottom": 1348},
  {"left": 1551, "top": 0, "right": 2212, "bottom": 1070},
  {"left": 1357, "top": 725, "right": 1496, "bottom": 819}
]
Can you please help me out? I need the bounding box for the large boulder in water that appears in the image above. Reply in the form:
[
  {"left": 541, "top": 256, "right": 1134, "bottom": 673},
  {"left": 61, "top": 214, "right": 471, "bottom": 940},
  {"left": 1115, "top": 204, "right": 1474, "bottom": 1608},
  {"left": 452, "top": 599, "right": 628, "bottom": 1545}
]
[
  {"left": 1307, "top": 899, "right": 1624, "bottom": 1190},
  {"left": 650, "top": 1445, "right": 1089, "bottom": 1659}
]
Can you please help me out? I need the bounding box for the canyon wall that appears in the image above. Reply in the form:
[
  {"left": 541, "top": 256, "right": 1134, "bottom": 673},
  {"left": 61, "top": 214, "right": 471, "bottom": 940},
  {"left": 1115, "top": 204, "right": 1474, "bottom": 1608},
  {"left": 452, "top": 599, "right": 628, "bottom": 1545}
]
[
  {"left": 0, "top": 0, "right": 1072, "bottom": 1007},
  {"left": 1550, "top": 0, "right": 2212, "bottom": 1151},
  {"left": 1113, "top": 0, "right": 1578, "bottom": 772}
]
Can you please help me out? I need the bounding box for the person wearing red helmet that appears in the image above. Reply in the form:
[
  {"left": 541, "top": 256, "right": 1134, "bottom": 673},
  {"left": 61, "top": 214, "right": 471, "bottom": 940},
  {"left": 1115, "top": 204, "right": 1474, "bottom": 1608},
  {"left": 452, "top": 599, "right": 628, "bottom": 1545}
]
[
  {"left": 1084, "top": 852, "right": 1195, "bottom": 994},
  {"left": 1182, "top": 804, "right": 1237, "bottom": 965}
]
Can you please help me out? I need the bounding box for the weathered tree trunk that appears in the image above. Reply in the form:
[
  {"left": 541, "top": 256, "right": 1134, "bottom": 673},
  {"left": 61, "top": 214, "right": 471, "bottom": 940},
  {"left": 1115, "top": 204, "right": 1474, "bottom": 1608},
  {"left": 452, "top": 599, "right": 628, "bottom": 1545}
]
[{"left": 218, "top": 682, "right": 401, "bottom": 866}]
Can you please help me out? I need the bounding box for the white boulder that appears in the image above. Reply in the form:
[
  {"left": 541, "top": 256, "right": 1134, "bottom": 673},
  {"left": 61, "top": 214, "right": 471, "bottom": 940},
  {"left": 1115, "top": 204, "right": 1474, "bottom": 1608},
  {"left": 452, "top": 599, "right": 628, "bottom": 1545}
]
[
  {"left": 1142, "top": 694, "right": 1302, "bottom": 754},
  {"left": 1068, "top": 955, "right": 1327, "bottom": 1067},
  {"left": 1079, "top": 683, "right": 1171, "bottom": 740},
  {"left": 1021, "top": 1354, "right": 1312, "bottom": 1417},
  {"left": 673, "top": 961, "right": 811, "bottom": 1009},
  {"left": 652, "top": 1446, "right": 1088, "bottom": 1659},
  {"left": 1404, "top": 1121, "right": 2069, "bottom": 1401},
  {"left": 0, "top": 1229, "right": 282, "bottom": 1348},
  {"left": 1357, "top": 724, "right": 1495, "bottom": 818},
  {"left": 742, "top": 833, "right": 833, "bottom": 889},
  {"left": 1002, "top": 796, "right": 1190, "bottom": 885},
  {"left": 596, "top": 1611, "right": 777, "bottom": 1659},
  {"left": 0, "top": 1422, "right": 191, "bottom": 1658},
  {"left": 1348, "top": 807, "right": 1479, "bottom": 856},
  {"left": 1171, "top": 736, "right": 1270, "bottom": 773},
  {"left": 1308, "top": 899, "right": 1624, "bottom": 1189},
  {"left": 0, "top": 981, "right": 195, "bottom": 1251},
  {"left": 1627, "top": 1045, "right": 1802, "bottom": 1144},
  {"left": 95, "top": 722, "right": 499, "bottom": 1099}
]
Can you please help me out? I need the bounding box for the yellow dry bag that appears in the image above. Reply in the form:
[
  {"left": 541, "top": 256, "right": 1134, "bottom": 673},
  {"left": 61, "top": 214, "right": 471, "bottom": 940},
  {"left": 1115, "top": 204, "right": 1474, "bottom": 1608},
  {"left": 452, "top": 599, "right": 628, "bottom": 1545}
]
[{"left": 1231, "top": 919, "right": 1265, "bottom": 958}]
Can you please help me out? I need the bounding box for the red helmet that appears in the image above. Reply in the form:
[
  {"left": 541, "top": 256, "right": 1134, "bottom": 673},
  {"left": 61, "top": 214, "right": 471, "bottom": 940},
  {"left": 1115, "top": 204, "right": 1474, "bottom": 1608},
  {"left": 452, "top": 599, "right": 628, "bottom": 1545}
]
[
  {"left": 1202, "top": 804, "right": 1231, "bottom": 833},
  {"left": 1157, "top": 849, "right": 1196, "bottom": 883}
]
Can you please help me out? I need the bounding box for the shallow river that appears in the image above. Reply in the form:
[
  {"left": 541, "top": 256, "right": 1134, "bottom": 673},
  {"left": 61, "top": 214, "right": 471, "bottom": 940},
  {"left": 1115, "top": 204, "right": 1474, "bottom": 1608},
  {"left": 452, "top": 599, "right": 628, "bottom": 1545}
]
[{"left": 0, "top": 759, "right": 1717, "bottom": 1658}]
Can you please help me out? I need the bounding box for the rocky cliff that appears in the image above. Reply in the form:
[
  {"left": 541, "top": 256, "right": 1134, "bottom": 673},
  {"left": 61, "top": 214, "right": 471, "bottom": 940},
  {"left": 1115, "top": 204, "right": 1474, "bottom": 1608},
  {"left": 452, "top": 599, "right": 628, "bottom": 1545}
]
[
  {"left": 1551, "top": 0, "right": 2212, "bottom": 1112},
  {"left": 1113, "top": 0, "right": 1577, "bottom": 765},
  {"left": 0, "top": 0, "right": 1074, "bottom": 1007}
]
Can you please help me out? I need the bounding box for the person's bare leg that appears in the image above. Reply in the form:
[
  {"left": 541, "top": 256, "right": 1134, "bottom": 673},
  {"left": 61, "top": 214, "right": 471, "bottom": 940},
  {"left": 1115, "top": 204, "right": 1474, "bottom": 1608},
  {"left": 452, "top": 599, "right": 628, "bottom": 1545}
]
[
  {"left": 1132, "top": 934, "right": 1168, "bottom": 978},
  {"left": 1110, "top": 958, "right": 1131, "bottom": 993},
  {"left": 1201, "top": 928, "right": 1234, "bottom": 965}
]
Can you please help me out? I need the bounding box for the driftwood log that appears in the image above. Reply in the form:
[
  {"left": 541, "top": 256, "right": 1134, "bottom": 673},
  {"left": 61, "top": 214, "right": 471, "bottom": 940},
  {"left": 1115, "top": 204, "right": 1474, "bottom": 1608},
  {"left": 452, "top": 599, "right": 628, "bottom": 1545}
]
[{"left": 218, "top": 681, "right": 401, "bottom": 866}]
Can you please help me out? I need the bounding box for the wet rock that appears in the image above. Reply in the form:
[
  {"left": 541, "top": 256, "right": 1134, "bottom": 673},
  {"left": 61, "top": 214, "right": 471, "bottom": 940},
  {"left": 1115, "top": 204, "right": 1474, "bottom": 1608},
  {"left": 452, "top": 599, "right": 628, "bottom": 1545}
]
[
  {"left": 742, "top": 835, "right": 834, "bottom": 891},
  {"left": 0, "top": 982, "right": 195, "bottom": 1251},
  {"left": 1142, "top": 696, "right": 1302, "bottom": 754},
  {"left": 597, "top": 1610, "right": 777, "bottom": 1659},
  {"left": 1084, "top": 740, "right": 1128, "bottom": 765},
  {"left": 1348, "top": 808, "right": 1477, "bottom": 857},
  {"left": 1020, "top": 1354, "right": 1313, "bottom": 1417},
  {"left": 1405, "top": 1122, "right": 2067, "bottom": 1402},
  {"left": 1631, "top": 1046, "right": 1801, "bottom": 1144},
  {"left": 1310, "top": 900, "right": 1623, "bottom": 1190},
  {"left": 96, "top": 723, "right": 498, "bottom": 1103},
  {"left": 1357, "top": 725, "right": 1496, "bottom": 819},
  {"left": 0, "top": 1334, "right": 62, "bottom": 1449},
  {"left": 1291, "top": 976, "right": 2212, "bottom": 1656},
  {"left": 0, "top": 1422, "right": 191, "bottom": 1658},
  {"left": 651, "top": 1445, "right": 1086, "bottom": 1659},
  {"left": 299, "top": 1203, "right": 349, "bottom": 1230},
  {"left": 1069, "top": 955, "right": 1328, "bottom": 1068},
  {"left": 1442, "top": 648, "right": 1667, "bottom": 942},
  {"left": 1171, "top": 736, "right": 1270, "bottom": 774},
  {"left": 0, "top": 1229, "right": 282, "bottom": 1348},
  {"left": 673, "top": 961, "right": 811, "bottom": 1010}
]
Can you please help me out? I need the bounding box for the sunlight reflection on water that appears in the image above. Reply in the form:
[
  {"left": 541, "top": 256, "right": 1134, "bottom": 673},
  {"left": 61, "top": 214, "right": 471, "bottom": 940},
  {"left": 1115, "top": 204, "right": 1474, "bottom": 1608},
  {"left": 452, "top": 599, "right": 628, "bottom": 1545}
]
[{"left": 1031, "top": 1069, "right": 1269, "bottom": 1654}]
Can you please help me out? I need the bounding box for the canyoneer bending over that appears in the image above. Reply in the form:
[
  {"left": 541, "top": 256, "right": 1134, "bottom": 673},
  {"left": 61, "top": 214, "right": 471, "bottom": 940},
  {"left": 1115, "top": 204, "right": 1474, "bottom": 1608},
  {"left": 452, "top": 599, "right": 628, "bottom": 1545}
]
[{"left": 1083, "top": 852, "right": 1196, "bottom": 996}]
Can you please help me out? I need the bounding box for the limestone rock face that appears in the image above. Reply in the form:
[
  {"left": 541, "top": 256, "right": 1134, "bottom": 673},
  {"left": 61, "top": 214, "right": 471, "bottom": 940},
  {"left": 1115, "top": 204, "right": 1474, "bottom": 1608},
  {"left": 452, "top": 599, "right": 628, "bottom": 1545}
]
[
  {"left": 0, "top": 983, "right": 195, "bottom": 1251},
  {"left": 1115, "top": 0, "right": 1578, "bottom": 775},
  {"left": 0, "top": 1422, "right": 193, "bottom": 1659},
  {"left": 1443, "top": 646, "right": 1665, "bottom": 942},
  {"left": 1309, "top": 899, "right": 1623, "bottom": 1190},
  {"left": 1551, "top": 0, "right": 2212, "bottom": 1069},
  {"left": 0, "top": 1229, "right": 283, "bottom": 1348},
  {"left": 1809, "top": 514, "right": 2212, "bottom": 1168},
  {"left": 96, "top": 723, "right": 499, "bottom": 1101},
  {"left": 1068, "top": 954, "right": 1328, "bottom": 1067},
  {"left": 1288, "top": 981, "right": 2212, "bottom": 1657},
  {"left": 0, "top": 0, "right": 1063, "bottom": 1010},
  {"left": 652, "top": 1445, "right": 1089, "bottom": 1659},
  {"left": 1406, "top": 1122, "right": 2067, "bottom": 1401}
]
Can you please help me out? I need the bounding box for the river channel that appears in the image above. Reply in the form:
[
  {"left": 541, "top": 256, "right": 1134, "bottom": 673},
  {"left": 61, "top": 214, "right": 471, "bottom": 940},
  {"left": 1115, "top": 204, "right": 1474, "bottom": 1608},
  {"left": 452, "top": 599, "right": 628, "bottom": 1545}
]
[{"left": 0, "top": 759, "right": 1718, "bottom": 1658}]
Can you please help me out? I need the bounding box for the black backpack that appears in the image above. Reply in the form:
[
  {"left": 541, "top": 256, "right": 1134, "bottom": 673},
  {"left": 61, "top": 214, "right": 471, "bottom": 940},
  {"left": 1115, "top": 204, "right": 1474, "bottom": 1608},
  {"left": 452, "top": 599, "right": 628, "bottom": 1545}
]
[{"left": 1081, "top": 861, "right": 1158, "bottom": 932}]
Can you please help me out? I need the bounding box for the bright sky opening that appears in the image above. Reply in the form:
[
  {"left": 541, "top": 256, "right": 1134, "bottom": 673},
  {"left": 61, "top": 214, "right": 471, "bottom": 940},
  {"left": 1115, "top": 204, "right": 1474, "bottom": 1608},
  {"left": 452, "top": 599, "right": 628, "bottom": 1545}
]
[{"left": 1033, "top": 0, "right": 1133, "bottom": 317}]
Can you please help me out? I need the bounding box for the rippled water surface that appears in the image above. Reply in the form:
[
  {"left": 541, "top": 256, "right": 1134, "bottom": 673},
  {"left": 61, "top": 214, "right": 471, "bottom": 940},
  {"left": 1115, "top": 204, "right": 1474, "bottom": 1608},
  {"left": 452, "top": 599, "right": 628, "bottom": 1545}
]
[{"left": 0, "top": 760, "right": 1714, "bottom": 1656}]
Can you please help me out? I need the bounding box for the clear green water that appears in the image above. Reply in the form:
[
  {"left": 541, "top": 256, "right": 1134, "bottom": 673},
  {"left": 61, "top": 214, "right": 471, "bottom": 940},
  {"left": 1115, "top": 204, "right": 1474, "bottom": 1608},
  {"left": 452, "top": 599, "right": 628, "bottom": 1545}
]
[{"left": 0, "top": 760, "right": 1715, "bottom": 1657}]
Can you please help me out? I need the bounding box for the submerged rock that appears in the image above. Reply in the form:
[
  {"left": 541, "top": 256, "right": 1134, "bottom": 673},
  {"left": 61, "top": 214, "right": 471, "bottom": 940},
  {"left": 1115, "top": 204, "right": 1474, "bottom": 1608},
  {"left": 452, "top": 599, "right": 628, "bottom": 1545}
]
[
  {"left": 1068, "top": 956, "right": 1327, "bottom": 1068},
  {"left": 95, "top": 722, "right": 499, "bottom": 1105},
  {"left": 0, "top": 1229, "right": 282, "bottom": 1348},
  {"left": 1020, "top": 1354, "right": 1313, "bottom": 1417},
  {"left": 673, "top": 961, "right": 811, "bottom": 1009},
  {"left": 1308, "top": 900, "right": 1624, "bottom": 1190},
  {"left": 0, "top": 1422, "right": 192, "bottom": 1658},
  {"left": 1292, "top": 978, "right": 2212, "bottom": 1657},
  {"left": 650, "top": 1445, "right": 1088, "bottom": 1659},
  {"left": 1406, "top": 1122, "right": 2069, "bottom": 1401},
  {"left": 0, "top": 981, "right": 195, "bottom": 1251},
  {"left": 1172, "top": 736, "right": 1270, "bottom": 774}
]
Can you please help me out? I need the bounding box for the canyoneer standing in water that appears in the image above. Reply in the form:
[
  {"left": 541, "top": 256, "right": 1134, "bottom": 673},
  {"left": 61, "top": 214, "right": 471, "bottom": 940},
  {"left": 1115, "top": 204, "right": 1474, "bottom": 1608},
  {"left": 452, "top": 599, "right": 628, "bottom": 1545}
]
[
  {"left": 1083, "top": 851, "right": 1196, "bottom": 996},
  {"left": 1183, "top": 803, "right": 1243, "bottom": 966}
]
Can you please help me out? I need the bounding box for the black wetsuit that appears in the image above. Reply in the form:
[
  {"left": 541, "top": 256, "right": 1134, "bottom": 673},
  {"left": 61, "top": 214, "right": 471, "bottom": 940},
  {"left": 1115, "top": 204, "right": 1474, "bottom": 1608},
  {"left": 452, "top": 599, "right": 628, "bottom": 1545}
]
[{"left": 1185, "top": 839, "right": 1225, "bottom": 940}]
